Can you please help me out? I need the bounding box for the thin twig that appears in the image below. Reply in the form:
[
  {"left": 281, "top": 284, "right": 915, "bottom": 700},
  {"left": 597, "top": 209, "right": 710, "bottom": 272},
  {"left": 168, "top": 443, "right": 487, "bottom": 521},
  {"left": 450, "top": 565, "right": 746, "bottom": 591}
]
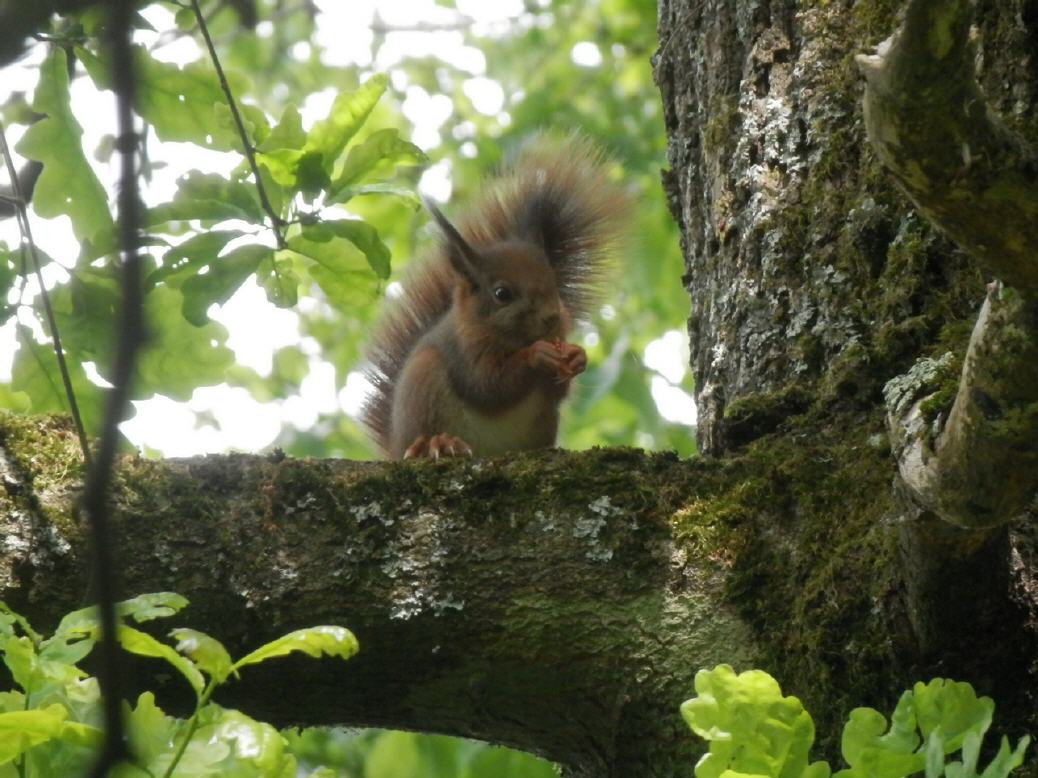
[
  {"left": 150, "top": 0, "right": 302, "bottom": 52},
  {"left": 84, "top": 1, "right": 145, "bottom": 774},
  {"left": 189, "top": 0, "right": 285, "bottom": 249},
  {"left": 0, "top": 119, "right": 92, "bottom": 465}
]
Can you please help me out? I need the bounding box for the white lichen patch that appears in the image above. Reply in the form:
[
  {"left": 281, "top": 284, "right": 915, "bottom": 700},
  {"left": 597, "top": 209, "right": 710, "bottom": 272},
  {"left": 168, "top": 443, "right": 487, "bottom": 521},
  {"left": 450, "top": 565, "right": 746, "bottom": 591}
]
[
  {"left": 385, "top": 509, "right": 453, "bottom": 620},
  {"left": 883, "top": 352, "right": 956, "bottom": 419},
  {"left": 389, "top": 592, "right": 424, "bottom": 621},
  {"left": 273, "top": 550, "right": 300, "bottom": 582},
  {"left": 351, "top": 501, "right": 384, "bottom": 524},
  {"left": 1, "top": 526, "right": 30, "bottom": 555},
  {"left": 586, "top": 545, "right": 614, "bottom": 563},
  {"left": 576, "top": 496, "right": 624, "bottom": 562},
  {"left": 30, "top": 521, "right": 72, "bottom": 569},
  {"left": 432, "top": 593, "right": 465, "bottom": 615},
  {"left": 284, "top": 493, "right": 318, "bottom": 515},
  {"left": 572, "top": 515, "right": 606, "bottom": 540},
  {"left": 588, "top": 495, "right": 622, "bottom": 517},
  {"left": 535, "top": 509, "right": 557, "bottom": 532}
]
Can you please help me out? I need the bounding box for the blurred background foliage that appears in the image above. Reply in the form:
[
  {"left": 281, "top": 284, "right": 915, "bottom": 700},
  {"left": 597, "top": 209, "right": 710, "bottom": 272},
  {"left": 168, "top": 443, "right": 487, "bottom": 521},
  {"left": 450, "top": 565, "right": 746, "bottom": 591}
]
[
  {"left": 286, "top": 728, "right": 561, "bottom": 777},
  {"left": 216, "top": 0, "right": 693, "bottom": 458},
  {"left": 1, "top": 0, "right": 693, "bottom": 461}
]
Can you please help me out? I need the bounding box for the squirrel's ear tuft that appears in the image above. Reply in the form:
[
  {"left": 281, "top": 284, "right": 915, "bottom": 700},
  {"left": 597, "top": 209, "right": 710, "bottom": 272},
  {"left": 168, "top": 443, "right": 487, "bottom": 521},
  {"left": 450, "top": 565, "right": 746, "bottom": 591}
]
[{"left": 425, "top": 198, "right": 481, "bottom": 289}]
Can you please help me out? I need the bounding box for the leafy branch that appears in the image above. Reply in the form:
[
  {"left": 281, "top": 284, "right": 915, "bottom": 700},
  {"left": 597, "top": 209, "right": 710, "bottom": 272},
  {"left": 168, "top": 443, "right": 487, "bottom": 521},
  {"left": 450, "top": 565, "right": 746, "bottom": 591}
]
[
  {"left": 0, "top": 120, "right": 91, "bottom": 464},
  {"left": 2, "top": 2, "right": 427, "bottom": 458},
  {"left": 0, "top": 592, "right": 358, "bottom": 776},
  {"left": 187, "top": 0, "right": 286, "bottom": 250}
]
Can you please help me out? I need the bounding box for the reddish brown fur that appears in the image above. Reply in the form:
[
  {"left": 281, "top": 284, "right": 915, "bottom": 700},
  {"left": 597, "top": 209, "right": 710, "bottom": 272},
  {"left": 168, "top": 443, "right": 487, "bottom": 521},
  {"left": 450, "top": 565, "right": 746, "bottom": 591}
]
[{"left": 360, "top": 135, "right": 630, "bottom": 457}]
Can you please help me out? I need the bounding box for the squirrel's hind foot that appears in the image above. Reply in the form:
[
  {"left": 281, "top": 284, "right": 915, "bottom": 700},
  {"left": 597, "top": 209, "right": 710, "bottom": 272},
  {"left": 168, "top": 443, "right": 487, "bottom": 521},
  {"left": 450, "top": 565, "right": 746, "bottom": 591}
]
[{"left": 403, "top": 434, "right": 474, "bottom": 460}]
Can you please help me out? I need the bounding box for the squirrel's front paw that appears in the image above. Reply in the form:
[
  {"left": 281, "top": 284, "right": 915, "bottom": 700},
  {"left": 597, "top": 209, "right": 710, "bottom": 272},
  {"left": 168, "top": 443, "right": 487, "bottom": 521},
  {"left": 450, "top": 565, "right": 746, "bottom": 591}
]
[
  {"left": 526, "top": 340, "right": 587, "bottom": 383},
  {"left": 557, "top": 342, "right": 587, "bottom": 378},
  {"left": 403, "top": 434, "right": 474, "bottom": 460}
]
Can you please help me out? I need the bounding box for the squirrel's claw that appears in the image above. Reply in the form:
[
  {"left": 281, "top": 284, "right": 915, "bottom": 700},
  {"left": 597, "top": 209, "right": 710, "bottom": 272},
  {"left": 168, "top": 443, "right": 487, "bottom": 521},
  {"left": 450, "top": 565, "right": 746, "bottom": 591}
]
[{"left": 404, "top": 434, "right": 473, "bottom": 459}]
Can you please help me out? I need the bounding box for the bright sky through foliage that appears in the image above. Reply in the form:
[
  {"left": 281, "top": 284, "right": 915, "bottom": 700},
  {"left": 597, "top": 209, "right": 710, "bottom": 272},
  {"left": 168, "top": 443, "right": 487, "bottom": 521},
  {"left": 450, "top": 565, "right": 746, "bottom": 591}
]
[{"left": 0, "top": 0, "right": 696, "bottom": 457}]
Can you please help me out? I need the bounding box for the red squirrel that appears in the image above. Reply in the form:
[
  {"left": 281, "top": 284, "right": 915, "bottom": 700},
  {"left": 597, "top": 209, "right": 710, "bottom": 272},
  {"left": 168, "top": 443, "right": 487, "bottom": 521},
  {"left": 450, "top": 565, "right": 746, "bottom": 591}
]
[{"left": 361, "top": 135, "right": 629, "bottom": 459}]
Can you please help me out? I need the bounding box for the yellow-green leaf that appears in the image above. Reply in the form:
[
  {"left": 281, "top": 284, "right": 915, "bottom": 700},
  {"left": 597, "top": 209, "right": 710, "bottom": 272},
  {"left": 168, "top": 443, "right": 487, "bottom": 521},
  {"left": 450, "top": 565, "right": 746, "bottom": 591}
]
[
  {"left": 124, "top": 692, "right": 177, "bottom": 766},
  {"left": 149, "top": 230, "right": 244, "bottom": 288},
  {"left": 55, "top": 592, "right": 190, "bottom": 637},
  {"left": 146, "top": 171, "right": 265, "bottom": 227},
  {"left": 327, "top": 128, "right": 427, "bottom": 204},
  {"left": 117, "top": 625, "right": 205, "bottom": 698},
  {"left": 288, "top": 219, "right": 391, "bottom": 305},
  {"left": 304, "top": 74, "right": 388, "bottom": 165},
  {"left": 171, "top": 628, "right": 234, "bottom": 684},
  {"left": 135, "top": 286, "right": 234, "bottom": 400},
  {"left": 1, "top": 636, "right": 39, "bottom": 693},
  {"left": 0, "top": 704, "right": 101, "bottom": 764},
  {"left": 0, "top": 704, "right": 61, "bottom": 762},
  {"left": 10, "top": 325, "right": 104, "bottom": 433},
  {"left": 181, "top": 244, "right": 272, "bottom": 325},
  {"left": 232, "top": 626, "right": 358, "bottom": 671},
  {"left": 78, "top": 45, "right": 242, "bottom": 150},
  {"left": 258, "top": 254, "right": 299, "bottom": 308},
  {"left": 257, "top": 105, "right": 307, "bottom": 153}
]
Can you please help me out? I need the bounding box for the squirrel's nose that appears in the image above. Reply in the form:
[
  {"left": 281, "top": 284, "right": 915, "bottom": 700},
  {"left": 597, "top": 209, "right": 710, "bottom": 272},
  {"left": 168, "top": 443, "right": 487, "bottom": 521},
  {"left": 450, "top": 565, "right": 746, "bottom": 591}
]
[{"left": 541, "top": 313, "right": 560, "bottom": 332}]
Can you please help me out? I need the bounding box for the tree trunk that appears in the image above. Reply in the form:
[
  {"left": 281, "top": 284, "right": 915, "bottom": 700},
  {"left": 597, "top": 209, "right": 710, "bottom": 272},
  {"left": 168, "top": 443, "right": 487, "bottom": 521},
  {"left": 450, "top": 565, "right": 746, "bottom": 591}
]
[
  {"left": 1, "top": 0, "right": 1038, "bottom": 775},
  {"left": 653, "top": 0, "right": 1038, "bottom": 765}
]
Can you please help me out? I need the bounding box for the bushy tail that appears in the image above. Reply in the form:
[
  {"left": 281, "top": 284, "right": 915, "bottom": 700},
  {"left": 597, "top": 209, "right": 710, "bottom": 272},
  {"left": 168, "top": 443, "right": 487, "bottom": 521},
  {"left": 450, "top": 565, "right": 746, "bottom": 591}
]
[
  {"left": 457, "top": 134, "right": 630, "bottom": 321},
  {"left": 361, "top": 134, "right": 630, "bottom": 455}
]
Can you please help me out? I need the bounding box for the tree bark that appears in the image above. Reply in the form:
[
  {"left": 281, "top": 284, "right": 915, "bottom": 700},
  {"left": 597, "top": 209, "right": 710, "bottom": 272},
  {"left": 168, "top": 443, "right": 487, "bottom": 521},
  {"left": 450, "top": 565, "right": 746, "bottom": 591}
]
[
  {"left": 653, "top": 0, "right": 1038, "bottom": 767},
  {"left": 1, "top": 414, "right": 761, "bottom": 777}
]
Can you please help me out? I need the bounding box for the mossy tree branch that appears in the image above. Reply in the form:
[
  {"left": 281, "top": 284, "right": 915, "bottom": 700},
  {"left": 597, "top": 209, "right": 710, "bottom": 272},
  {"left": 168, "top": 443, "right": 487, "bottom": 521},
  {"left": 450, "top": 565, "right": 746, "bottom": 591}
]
[
  {"left": 856, "top": 0, "right": 1038, "bottom": 293},
  {"left": 883, "top": 283, "right": 1038, "bottom": 652},
  {"left": 862, "top": 0, "right": 1038, "bottom": 530},
  {"left": 0, "top": 422, "right": 758, "bottom": 778},
  {"left": 885, "top": 284, "right": 1038, "bottom": 530},
  {"left": 860, "top": 0, "right": 1038, "bottom": 656},
  {"left": 859, "top": 0, "right": 1038, "bottom": 526}
]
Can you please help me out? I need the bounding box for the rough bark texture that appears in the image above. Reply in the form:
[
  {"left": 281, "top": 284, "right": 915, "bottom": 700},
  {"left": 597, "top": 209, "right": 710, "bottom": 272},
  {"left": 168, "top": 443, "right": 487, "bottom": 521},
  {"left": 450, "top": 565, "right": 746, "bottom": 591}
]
[
  {"left": 1, "top": 413, "right": 762, "bottom": 777},
  {"left": 5, "top": 400, "right": 1029, "bottom": 773},
  {"left": 653, "top": 0, "right": 1038, "bottom": 768},
  {"left": 885, "top": 286, "right": 1038, "bottom": 529}
]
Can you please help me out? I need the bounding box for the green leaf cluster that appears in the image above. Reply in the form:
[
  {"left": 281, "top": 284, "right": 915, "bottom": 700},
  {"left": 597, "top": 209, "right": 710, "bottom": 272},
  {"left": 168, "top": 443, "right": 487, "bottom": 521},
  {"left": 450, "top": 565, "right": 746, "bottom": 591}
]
[
  {"left": 837, "top": 680, "right": 1031, "bottom": 778},
  {"left": 2, "top": 11, "right": 425, "bottom": 450},
  {"left": 16, "top": 48, "right": 114, "bottom": 245},
  {"left": 681, "top": 664, "right": 831, "bottom": 778},
  {"left": 0, "top": 593, "right": 357, "bottom": 777},
  {"left": 682, "top": 666, "right": 1031, "bottom": 778}
]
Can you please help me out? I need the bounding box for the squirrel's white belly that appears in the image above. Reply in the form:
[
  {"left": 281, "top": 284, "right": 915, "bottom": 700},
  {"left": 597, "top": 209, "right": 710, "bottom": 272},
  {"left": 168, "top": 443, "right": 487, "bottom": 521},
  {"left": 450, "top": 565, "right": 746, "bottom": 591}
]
[{"left": 457, "top": 389, "right": 553, "bottom": 456}]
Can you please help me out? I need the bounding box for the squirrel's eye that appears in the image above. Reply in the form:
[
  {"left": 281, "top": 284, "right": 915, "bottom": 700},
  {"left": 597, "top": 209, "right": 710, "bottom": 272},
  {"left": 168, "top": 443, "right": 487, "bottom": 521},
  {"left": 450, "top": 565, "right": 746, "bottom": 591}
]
[{"left": 493, "top": 286, "right": 515, "bottom": 304}]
